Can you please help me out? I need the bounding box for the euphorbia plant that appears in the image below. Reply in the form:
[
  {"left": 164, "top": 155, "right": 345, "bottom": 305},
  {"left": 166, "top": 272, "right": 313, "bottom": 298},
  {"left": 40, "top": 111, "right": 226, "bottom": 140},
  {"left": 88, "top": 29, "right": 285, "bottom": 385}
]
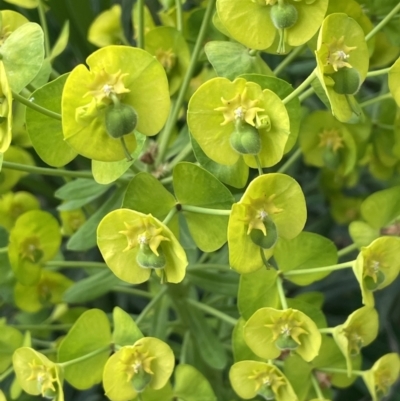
[{"left": 0, "top": 1, "right": 399, "bottom": 401}]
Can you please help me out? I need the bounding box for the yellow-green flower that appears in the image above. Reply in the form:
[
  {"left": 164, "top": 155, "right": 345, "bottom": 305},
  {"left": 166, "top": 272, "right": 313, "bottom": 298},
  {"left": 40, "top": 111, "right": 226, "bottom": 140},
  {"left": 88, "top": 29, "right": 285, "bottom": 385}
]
[
  {"left": 14, "top": 270, "right": 73, "bottom": 313},
  {"left": 97, "top": 209, "right": 188, "bottom": 284},
  {"left": 315, "top": 13, "right": 369, "bottom": 122},
  {"left": 8, "top": 210, "right": 62, "bottom": 286},
  {"left": 228, "top": 173, "right": 306, "bottom": 273},
  {"left": 362, "top": 353, "right": 400, "bottom": 401},
  {"left": 244, "top": 307, "right": 321, "bottom": 362},
  {"left": 103, "top": 337, "right": 174, "bottom": 401},
  {"left": 187, "top": 77, "right": 290, "bottom": 170},
  {"left": 352, "top": 236, "right": 400, "bottom": 306},
  {"left": 229, "top": 360, "right": 297, "bottom": 401},
  {"left": 0, "top": 61, "right": 12, "bottom": 153},
  {"left": 87, "top": 5, "right": 127, "bottom": 47},
  {"left": 216, "top": 0, "right": 328, "bottom": 54},
  {"left": 13, "top": 347, "right": 64, "bottom": 401},
  {"left": 332, "top": 306, "right": 379, "bottom": 376},
  {"left": 0, "top": 191, "right": 40, "bottom": 231},
  {"left": 62, "top": 46, "right": 170, "bottom": 162}
]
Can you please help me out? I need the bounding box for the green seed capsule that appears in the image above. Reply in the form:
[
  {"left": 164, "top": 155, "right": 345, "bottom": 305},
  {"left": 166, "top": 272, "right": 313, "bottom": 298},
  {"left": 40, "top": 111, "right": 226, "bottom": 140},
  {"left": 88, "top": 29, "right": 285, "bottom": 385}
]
[
  {"left": 250, "top": 217, "right": 278, "bottom": 249},
  {"left": 331, "top": 67, "right": 361, "bottom": 95},
  {"left": 275, "top": 334, "right": 299, "bottom": 351},
  {"left": 270, "top": 3, "right": 298, "bottom": 30},
  {"left": 364, "top": 270, "right": 385, "bottom": 291},
  {"left": 258, "top": 385, "right": 275, "bottom": 400},
  {"left": 230, "top": 120, "right": 262, "bottom": 155},
  {"left": 131, "top": 369, "right": 152, "bottom": 393},
  {"left": 136, "top": 244, "right": 167, "bottom": 270},
  {"left": 322, "top": 145, "right": 341, "bottom": 170},
  {"left": 105, "top": 103, "right": 138, "bottom": 139}
]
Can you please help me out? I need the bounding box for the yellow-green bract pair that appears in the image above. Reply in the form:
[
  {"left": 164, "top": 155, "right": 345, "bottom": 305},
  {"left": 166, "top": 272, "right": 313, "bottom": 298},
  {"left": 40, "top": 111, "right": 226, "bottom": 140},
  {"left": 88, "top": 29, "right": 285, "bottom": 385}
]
[
  {"left": 61, "top": 46, "right": 170, "bottom": 162},
  {"left": 97, "top": 209, "right": 188, "bottom": 284}
]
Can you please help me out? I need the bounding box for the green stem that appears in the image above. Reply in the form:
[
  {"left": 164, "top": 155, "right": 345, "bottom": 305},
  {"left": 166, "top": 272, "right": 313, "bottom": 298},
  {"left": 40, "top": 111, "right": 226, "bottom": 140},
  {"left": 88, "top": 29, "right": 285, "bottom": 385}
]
[
  {"left": 317, "top": 367, "right": 364, "bottom": 376},
  {"left": 135, "top": 287, "right": 168, "bottom": 325},
  {"left": 367, "top": 67, "right": 391, "bottom": 77},
  {"left": 283, "top": 261, "right": 354, "bottom": 276},
  {"left": 2, "top": 161, "right": 95, "bottom": 179},
  {"left": 319, "top": 327, "right": 335, "bottom": 334},
  {"left": 58, "top": 345, "right": 110, "bottom": 368},
  {"left": 260, "top": 248, "right": 273, "bottom": 269},
  {"left": 298, "top": 87, "right": 315, "bottom": 102},
  {"left": 277, "top": 147, "right": 302, "bottom": 174},
  {"left": 156, "top": 0, "right": 215, "bottom": 165},
  {"left": 160, "top": 175, "right": 173, "bottom": 185},
  {"left": 45, "top": 261, "right": 107, "bottom": 269},
  {"left": 12, "top": 91, "right": 62, "bottom": 121},
  {"left": 32, "top": 338, "right": 56, "bottom": 347},
  {"left": 273, "top": 43, "right": 307, "bottom": 76},
  {"left": 162, "top": 207, "right": 178, "bottom": 225},
  {"left": 186, "top": 298, "right": 238, "bottom": 326},
  {"left": 0, "top": 366, "right": 13, "bottom": 382},
  {"left": 187, "top": 263, "right": 229, "bottom": 271},
  {"left": 169, "top": 142, "right": 193, "bottom": 169},
  {"left": 276, "top": 277, "right": 288, "bottom": 309},
  {"left": 360, "top": 93, "right": 392, "bottom": 108},
  {"left": 338, "top": 243, "right": 359, "bottom": 258},
  {"left": 311, "top": 373, "right": 325, "bottom": 400},
  {"left": 365, "top": 3, "right": 400, "bottom": 41},
  {"left": 120, "top": 136, "right": 133, "bottom": 161},
  {"left": 248, "top": 49, "right": 259, "bottom": 56},
  {"left": 180, "top": 204, "right": 231, "bottom": 216},
  {"left": 282, "top": 69, "right": 317, "bottom": 105},
  {"left": 254, "top": 155, "right": 264, "bottom": 175},
  {"left": 136, "top": 0, "right": 145, "bottom": 49},
  {"left": 175, "top": 0, "right": 183, "bottom": 32},
  {"left": 10, "top": 324, "right": 72, "bottom": 331},
  {"left": 112, "top": 285, "right": 153, "bottom": 299},
  {"left": 38, "top": 0, "right": 50, "bottom": 57}
]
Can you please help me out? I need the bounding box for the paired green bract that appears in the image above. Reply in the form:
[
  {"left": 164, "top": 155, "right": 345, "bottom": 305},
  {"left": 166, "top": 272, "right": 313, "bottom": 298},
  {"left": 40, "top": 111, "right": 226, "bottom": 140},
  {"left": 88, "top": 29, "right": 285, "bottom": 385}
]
[{"left": 62, "top": 46, "right": 170, "bottom": 161}]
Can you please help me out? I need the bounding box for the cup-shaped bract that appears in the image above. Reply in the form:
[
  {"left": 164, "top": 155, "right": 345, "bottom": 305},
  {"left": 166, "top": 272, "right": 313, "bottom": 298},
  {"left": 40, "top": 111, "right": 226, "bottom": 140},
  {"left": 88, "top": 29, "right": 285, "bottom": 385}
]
[
  {"left": 8, "top": 210, "right": 62, "bottom": 286},
  {"left": 62, "top": 46, "right": 170, "bottom": 161},
  {"left": 216, "top": 0, "right": 328, "bottom": 54},
  {"left": 145, "top": 26, "right": 190, "bottom": 96},
  {"left": 187, "top": 77, "right": 290, "bottom": 168},
  {"left": 97, "top": 209, "right": 188, "bottom": 284},
  {"left": 0, "top": 146, "right": 35, "bottom": 194},
  {"left": 88, "top": 5, "right": 126, "bottom": 47},
  {"left": 0, "top": 60, "right": 12, "bottom": 154},
  {"left": 14, "top": 270, "right": 73, "bottom": 313},
  {"left": 103, "top": 337, "right": 175, "bottom": 401},
  {"left": 315, "top": 13, "right": 369, "bottom": 122},
  {"left": 0, "top": 191, "right": 40, "bottom": 231},
  {"left": 388, "top": 57, "right": 400, "bottom": 107},
  {"left": 0, "top": 10, "right": 29, "bottom": 42},
  {"left": 352, "top": 236, "right": 400, "bottom": 306},
  {"left": 244, "top": 307, "right": 322, "bottom": 362},
  {"left": 228, "top": 173, "right": 306, "bottom": 273},
  {"left": 299, "top": 110, "right": 357, "bottom": 176},
  {"left": 332, "top": 306, "right": 379, "bottom": 376},
  {"left": 362, "top": 353, "right": 400, "bottom": 401},
  {"left": 13, "top": 347, "right": 64, "bottom": 401},
  {"left": 229, "top": 360, "right": 297, "bottom": 401},
  {"left": 0, "top": 325, "right": 23, "bottom": 374}
]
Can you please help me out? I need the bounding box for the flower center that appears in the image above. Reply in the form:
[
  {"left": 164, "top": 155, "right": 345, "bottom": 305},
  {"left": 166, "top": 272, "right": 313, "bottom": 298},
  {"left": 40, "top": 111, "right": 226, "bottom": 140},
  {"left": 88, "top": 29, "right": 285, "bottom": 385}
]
[
  {"left": 324, "top": 36, "right": 357, "bottom": 72},
  {"left": 214, "top": 87, "right": 265, "bottom": 127},
  {"left": 318, "top": 128, "right": 344, "bottom": 152}
]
